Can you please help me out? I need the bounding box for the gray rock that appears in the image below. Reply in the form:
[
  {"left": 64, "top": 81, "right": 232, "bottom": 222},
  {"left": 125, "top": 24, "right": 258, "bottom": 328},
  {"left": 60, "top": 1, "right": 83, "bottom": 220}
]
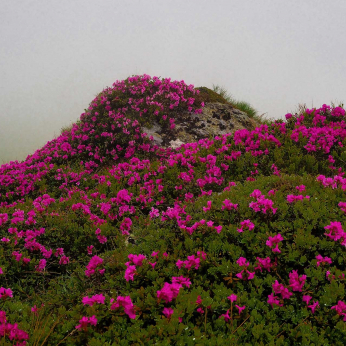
[{"left": 142, "top": 102, "right": 259, "bottom": 149}]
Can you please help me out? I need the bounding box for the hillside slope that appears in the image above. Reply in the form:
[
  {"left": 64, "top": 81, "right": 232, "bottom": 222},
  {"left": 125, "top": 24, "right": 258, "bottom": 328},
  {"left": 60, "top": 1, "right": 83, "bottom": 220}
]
[{"left": 0, "top": 75, "right": 346, "bottom": 345}]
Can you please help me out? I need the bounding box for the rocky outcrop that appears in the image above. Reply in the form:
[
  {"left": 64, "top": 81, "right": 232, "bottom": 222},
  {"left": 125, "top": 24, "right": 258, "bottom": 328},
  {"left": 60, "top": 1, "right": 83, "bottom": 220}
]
[{"left": 142, "top": 102, "right": 259, "bottom": 149}]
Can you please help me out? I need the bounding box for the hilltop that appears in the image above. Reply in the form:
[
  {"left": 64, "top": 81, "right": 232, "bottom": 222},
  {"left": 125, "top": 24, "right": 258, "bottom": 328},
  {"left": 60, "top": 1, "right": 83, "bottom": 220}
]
[{"left": 0, "top": 75, "right": 346, "bottom": 345}]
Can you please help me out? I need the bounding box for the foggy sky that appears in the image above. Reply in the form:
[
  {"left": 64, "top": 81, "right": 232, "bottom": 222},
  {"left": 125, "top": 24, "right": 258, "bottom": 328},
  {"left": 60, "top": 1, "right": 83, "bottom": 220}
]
[{"left": 1, "top": 0, "right": 345, "bottom": 163}]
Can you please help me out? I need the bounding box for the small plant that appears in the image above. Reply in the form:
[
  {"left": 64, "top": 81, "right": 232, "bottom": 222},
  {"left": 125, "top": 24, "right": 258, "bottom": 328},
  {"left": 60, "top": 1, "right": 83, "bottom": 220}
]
[{"left": 212, "top": 84, "right": 272, "bottom": 125}]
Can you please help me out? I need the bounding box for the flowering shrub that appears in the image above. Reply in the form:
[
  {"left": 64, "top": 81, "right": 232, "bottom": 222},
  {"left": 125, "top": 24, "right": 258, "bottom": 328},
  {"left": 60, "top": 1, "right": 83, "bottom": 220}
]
[{"left": 0, "top": 75, "right": 346, "bottom": 344}]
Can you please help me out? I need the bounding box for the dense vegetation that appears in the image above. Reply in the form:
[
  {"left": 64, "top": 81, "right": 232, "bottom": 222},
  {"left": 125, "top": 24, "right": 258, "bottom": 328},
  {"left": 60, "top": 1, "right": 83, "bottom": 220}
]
[{"left": 0, "top": 74, "right": 346, "bottom": 345}]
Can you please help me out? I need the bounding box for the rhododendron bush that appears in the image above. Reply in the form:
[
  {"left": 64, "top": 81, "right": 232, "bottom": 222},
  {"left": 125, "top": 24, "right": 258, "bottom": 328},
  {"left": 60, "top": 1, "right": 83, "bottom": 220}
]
[{"left": 0, "top": 75, "right": 346, "bottom": 345}]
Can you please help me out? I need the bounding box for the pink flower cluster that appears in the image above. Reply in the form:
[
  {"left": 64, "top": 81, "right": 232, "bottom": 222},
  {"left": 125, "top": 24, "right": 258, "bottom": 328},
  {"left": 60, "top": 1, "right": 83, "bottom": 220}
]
[
  {"left": 221, "top": 199, "right": 238, "bottom": 211},
  {"left": 124, "top": 253, "right": 147, "bottom": 282},
  {"left": 0, "top": 287, "right": 13, "bottom": 300},
  {"left": 324, "top": 221, "right": 346, "bottom": 246},
  {"left": 331, "top": 301, "right": 346, "bottom": 321},
  {"left": 85, "top": 255, "right": 104, "bottom": 277},
  {"left": 302, "top": 295, "right": 319, "bottom": 314},
  {"left": 289, "top": 270, "right": 306, "bottom": 292},
  {"left": 82, "top": 294, "right": 106, "bottom": 306},
  {"left": 75, "top": 315, "right": 97, "bottom": 330},
  {"left": 236, "top": 257, "right": 255, "bottom": 280},
  {"left": 249, "top": 189, "right": 277, "bottom": 214},
  {"left": 237, "top": 219, "right": 255, "bottom": 233},
  {"left": 220, "top": 294, "right": 246, "bottom": 321},
  {"left": 0, "top": 311, "right": 29, "bottom": 345},
  {"left": 110, "top": 295, "right": 136, "bottom": 319},
  {"left": 176, "top": 251, "right": 206, "bottom": 271},
  {"left": 316, "top": 254, "right": 332, "bottom": 267},
  {"left": 254, "top": 257, "right": 274, "bottom": 272},
  {"left": 266, "top": 234, "right": 283, "bottom": 253},
  {"left": 286, "top": 194, "right": 310, "bottom": 203},
  {"left": 157, "top": 282, "right": 182, "bottom": 303}
]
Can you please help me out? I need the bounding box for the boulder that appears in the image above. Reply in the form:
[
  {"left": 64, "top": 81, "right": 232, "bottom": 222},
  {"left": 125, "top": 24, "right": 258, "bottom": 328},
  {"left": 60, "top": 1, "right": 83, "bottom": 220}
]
[{"left": 142, "top": 102, "right": 259, "bottom": 148}]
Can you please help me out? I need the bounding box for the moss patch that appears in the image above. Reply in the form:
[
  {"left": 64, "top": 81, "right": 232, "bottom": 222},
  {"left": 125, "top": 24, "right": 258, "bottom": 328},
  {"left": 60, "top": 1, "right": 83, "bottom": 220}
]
[{"left": 195, "top": 86, "right": 234, "bottom": 105}]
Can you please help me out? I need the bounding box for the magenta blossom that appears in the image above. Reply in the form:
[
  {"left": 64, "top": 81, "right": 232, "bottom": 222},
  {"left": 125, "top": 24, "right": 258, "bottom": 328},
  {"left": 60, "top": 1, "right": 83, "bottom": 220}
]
[
  {"left": 162, "top": 307, "right": 174, "bottom": 319},
  {"left": 266, "top": 234, "right": 283, "bottom": 253}
]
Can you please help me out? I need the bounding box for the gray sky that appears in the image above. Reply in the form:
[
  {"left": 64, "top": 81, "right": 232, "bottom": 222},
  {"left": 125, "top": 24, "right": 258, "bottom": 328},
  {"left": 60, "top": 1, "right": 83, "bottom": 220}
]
[{"left": 1, "top": 0, "right": 345, "bottom": 163}]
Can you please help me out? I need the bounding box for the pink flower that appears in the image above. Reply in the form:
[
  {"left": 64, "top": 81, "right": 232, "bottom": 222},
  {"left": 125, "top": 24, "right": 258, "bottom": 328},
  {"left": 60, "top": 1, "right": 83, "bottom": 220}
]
[
  {"left": 110, "top": 296, "right": 136, "bottom": 319},
  {"left": 254, "top": 257, "right": 273, "bottom": 272},
  {"left": 237, "top": 257, "right": 249, "bottom": 267},
  {"left": 214, "top": 225, "right": 223, "bottom": 234},
  {"left": 266, "top": 234, "right": 283, "bottom": 253},
  {"left": 289, "top": 270, "right": 306, "bottom": 292},
  {"left": 85, "top": 255, "right": 103, "bottom": 277},
  {"left": 59, "top": 256, "right": 69, "bottom": 265},
  {"left": 331, "top": 301, "right": 346, "bottom": 320},
  {"left": 148, "top": 261, "right": 156, "bottom": 268},
  {"left": 82, "top": 294, "right": 105, "bottom": 306},
  {"left": 172, "top": 276, "right": 191, "bottom": 288},
  {"left": 128, "top": 254, "right": 146, "bottom": 266},
  {"left": 157, "top": 282, "right": 182, "bottom": 303},
  {"left": 222, "top": 199, "right": 238, "bottom": 211},
  {"left": 0, "top": 287, "right": 13, "bottom": 299},
  {"left": 162, "top": 307, "right": 174, "bottom": 319},
  {"left": 35, "top": 259, "right": 46, "bottom": 272},
  {"left": 87, "top": 245, "right": 94, "bottom": 255},
  {"left": 227, "top": 294, "right": 237, "bottom": 302},
  {"left": 124, "top": 265, "right": 137, "bottom": 282},
  {"left": 149, "top": 207, "right": 160, "bottom": 218},
  {"left": 76, "top": 315, "right": 98, "bottom": 330},
  {"left": 237, "top": 219, "right": 255, "bottom": 233},
  {"left": 235, "top": 305, "right": 246, "bottom": 314},
  {"left": 151, "top": 251, "right": 159, "bottom": 258},
  {"left": 272, "top": 280, "right": 292, "bottom": 300},
  {"left": 206, "top": 220, "right": 214, "bottom": 228},
  {"left": 267, "top": 293, "right": 282, "bottom": 308},
  {"left": 203, "top": 201, "right": 212, "bottom": 212},
  {"left": 302, "top": 295, "right": 312, "bottom": 305},
  {"left": 308, "top": 301, "right": 319, "bottom": 314},
  {"left": 316, "top": 254, "right": 332, "bottom": 267},
  {"left": 220, "top": 309, "right": 231, "bottom": 322}
]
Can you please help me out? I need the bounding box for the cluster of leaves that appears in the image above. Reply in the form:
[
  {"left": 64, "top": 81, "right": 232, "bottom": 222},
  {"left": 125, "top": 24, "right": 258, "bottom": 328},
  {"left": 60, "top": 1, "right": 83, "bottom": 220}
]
[{"left": 0, "top": 75, "right": 346, "bottom": 345}]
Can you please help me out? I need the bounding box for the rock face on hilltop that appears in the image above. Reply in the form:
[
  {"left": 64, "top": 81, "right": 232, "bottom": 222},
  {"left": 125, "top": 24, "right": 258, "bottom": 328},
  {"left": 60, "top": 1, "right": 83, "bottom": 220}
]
[{"left": 143, "top": 102, "right": 259, "bottom": 149}]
